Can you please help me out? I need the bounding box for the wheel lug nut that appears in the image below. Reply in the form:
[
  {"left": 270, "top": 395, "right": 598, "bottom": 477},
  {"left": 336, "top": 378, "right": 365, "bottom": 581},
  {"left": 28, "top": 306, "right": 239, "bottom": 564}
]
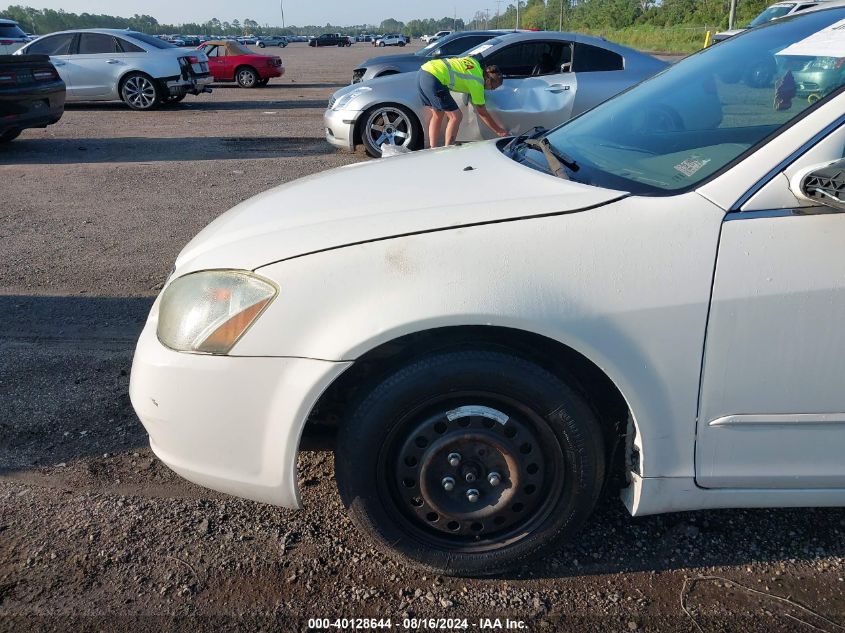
[
  {"left": 488, "top": 471, "right": 501, "bottom": 487},
  {"left": 466, "top": 489, "right": 480, "bottom": 503},
  {"left": 441, "top": 476, "right": 455, "bottom": 491},
  {"left": 447, "top": 452, "right": 461, "bottom": 467}
]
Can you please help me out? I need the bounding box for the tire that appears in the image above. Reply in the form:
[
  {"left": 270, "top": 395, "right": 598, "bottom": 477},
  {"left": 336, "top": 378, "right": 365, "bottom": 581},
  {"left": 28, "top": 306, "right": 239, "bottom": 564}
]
[
  {"left": 379, "top": 41, "right": 385, "bottom": 47},
  {"left": 359, "top": 103, "right": 421, "bottom": 158},
  {"left": 120, "top": 72, "right": 162, "bottom": 111},
  {"left": 235, "top": 66, "right": 259, "bottom": 88},
  {"left": 162, "top": 93, "right": 186, "bottom": 105},
  {"left": 399, "top": 42, "right": 406, "bottom": 47},
  {"left": 256, "top": 78, "right": 270, "bottom": 87},
  {"left": 258, "top": 42, "right": 266, "bottom": 48},
  {"left": 0, "top": 128, "right": 21, "bottom": 143},
  {"left": 335, "top": 350, "right": 606, "bottom": 576}
]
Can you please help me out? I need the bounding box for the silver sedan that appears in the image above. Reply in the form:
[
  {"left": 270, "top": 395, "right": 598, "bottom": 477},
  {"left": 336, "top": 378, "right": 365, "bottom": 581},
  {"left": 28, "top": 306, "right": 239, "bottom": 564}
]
[{"left": 326, "top": 32, "right": 668, "bottom": 157}]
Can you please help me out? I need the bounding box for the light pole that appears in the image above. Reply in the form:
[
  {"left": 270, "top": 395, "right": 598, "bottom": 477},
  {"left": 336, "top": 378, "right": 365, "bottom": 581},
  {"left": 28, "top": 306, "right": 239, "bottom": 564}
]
[
  {"left": 559, "top": 0, "right": 564, "bottom": 30},
  {"left": 516, "top": 0, "right": 520, "bottom": 29},
  {"left": 280, "top": 0, "right": 285, "bottom": 29}
]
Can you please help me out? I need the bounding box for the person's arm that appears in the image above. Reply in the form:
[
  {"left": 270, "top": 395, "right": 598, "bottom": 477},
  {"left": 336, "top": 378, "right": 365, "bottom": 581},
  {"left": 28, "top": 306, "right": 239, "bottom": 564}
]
[{"left": 474, "top": 104, "right": 509, "bottom": 137}]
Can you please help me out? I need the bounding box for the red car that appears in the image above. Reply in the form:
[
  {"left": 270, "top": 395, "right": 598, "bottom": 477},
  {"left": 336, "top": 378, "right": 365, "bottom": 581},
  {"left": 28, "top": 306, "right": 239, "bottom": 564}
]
[{"left": 199, "top": 40, "right": 284, "bottom": 88}]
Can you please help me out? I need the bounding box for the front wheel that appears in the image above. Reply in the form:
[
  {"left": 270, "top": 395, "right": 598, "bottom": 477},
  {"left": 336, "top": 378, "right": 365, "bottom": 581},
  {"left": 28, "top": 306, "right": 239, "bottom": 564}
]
[
  {"left": 120, "top": 73, "right": 161, "bottom": 110},
  {"left": 379, "top": 41, "right": 385, "bottom": 47},
  {"left": 359, "top": 104, "right": 420, "bottom": 158},
  {"left": 258, "top": 42, "right": 266, "bottom": 48},
  {"left": 0, "top": 128, "right": 21, "bottom": 143},
  {"left": 335, "top": 350, "right": 606, "bottom": 576}
]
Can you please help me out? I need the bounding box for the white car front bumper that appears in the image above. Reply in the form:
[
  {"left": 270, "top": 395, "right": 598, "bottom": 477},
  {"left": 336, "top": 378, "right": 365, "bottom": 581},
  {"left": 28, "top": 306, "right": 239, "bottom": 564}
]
[
  {"left": 129, "top": 310, "right": 350, "bottom": 508},
  {"left": 324, "top": 107, "right": 359, "bottom": 151}
]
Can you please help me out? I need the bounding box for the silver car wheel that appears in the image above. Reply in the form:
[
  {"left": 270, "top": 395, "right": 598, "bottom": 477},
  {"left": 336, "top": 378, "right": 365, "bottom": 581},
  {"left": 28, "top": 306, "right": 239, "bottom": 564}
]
[
  {"left": 364, "top": 107, "right": 414, "bottom": 155},
  {"left": 237, "top": 68, "right": 258, "bottom": 88},
  {"left": 122, "top": 75, "right": 157, "bottom": 110}
]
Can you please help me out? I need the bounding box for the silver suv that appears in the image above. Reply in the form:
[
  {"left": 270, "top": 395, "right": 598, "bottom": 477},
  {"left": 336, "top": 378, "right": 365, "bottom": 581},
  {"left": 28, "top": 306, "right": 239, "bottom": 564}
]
[
  {"left": 0, "top": 19, "right": 28, "bottom": 54},
  {"left": 15, "top": 29, "right": 212, "bottom": 110}
]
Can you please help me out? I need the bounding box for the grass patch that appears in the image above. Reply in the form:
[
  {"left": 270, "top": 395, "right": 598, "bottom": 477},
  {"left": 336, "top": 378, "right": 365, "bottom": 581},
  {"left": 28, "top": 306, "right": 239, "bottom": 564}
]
[{"left": 579, "top": 25, "right": 717, "bottom": 55}]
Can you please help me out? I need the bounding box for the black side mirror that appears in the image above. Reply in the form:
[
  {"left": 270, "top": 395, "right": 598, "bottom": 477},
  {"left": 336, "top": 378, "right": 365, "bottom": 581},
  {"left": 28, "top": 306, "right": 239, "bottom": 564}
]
[{"left": 793, "top": 158, "right": 845, "bottom": 211}]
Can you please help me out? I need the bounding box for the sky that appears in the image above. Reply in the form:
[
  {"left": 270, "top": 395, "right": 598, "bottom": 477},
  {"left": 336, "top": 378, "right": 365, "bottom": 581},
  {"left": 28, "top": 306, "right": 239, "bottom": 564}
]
[{"left": 15, "top": 0, "right": 492, "bottom": 26}]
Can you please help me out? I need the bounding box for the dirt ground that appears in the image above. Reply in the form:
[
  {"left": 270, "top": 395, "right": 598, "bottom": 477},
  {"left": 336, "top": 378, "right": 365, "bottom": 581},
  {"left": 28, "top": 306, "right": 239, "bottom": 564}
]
[{"left": 1, "top": 42, "right": 843, "bottom": 633}]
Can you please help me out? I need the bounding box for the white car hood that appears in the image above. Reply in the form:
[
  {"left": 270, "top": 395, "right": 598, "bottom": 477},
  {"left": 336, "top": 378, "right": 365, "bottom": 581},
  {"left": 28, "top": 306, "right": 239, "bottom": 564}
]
[{"left": 175, "top": 141, "right": 627, "bottom": 273}]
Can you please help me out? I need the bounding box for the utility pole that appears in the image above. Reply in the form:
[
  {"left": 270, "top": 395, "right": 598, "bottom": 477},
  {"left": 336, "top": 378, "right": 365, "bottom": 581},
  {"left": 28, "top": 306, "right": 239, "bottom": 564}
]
[
  {"left": 559, "top": 0, "right": 564, "bottom": 31},
  {"left": 516, "top": 0, "right": 520, "bottom": 29},
  {"left": 280, "top": 0, "right": 285, "bottom": 28},
  {"left": 486, "top": 8, "right": 490, "bottom": 29},
  {"left": 496, "top": 0, "right": 503, "bottom": 28},
  {"left": 728, "top": 0, "right": 737, "bottom": 30}
]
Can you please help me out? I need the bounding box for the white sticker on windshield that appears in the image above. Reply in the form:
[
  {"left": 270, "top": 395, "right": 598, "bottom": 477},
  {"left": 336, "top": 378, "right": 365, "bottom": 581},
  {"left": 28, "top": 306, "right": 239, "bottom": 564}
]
[
  {"left": 777, "top": 18, "right": 845, "bottom": 57},
  {"left": 467, "top": 43, "right": 493, "bottom": 56},
  {"left": 674, "top": 157, "right": 712, "bottom": 177}
]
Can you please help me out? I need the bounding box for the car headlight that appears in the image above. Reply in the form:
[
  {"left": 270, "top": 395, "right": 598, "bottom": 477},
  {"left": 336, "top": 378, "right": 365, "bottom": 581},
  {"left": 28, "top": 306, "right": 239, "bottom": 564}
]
[
  {"left": 157, "top": 270, "right": 277, "bottom": 355},
  {"left": 331, "top": 86, "right": 371, "bottom": 111}
]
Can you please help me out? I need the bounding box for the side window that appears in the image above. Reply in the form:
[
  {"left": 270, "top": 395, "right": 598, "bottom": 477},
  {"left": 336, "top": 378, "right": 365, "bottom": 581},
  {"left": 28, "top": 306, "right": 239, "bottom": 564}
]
[
  {"left": 573, "top": 43, "right": 624, "bottom": 72},
  {"left": 486, "top": 42, "right": 570, "bottom": 78},
  {"left": 440, "top": 36, "right": 490, "bottom": 57},
  {"left": 27, "top": 33, "right": 75, "bottom": 56},
  {"left": 78, "top": 33, "right": 119, "bottom": 54},
  {"left": 205, "top": 46, "right": 221, "bottom": 58},
  {"left": 117, "top": 38, "right": 144, "bottom": 53}
]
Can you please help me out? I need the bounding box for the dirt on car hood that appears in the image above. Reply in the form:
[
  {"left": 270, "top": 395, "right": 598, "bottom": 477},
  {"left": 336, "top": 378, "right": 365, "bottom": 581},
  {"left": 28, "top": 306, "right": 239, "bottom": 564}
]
[{"left": 174, "top": 141, "right": 627, "bottom": 274}]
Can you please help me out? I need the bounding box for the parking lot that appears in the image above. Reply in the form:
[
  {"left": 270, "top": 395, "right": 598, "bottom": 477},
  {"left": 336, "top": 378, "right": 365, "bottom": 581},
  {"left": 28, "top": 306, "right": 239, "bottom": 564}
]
[{"left": 1, "top": 41, "right": 844, "bottom": 632}]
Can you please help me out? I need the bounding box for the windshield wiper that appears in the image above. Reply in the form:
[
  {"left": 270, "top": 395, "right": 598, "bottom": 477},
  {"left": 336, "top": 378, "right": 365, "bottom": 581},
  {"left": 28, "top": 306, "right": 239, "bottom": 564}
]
[
  {"left": 523, "top": 137, "right": 579, "bottom": 180},
  {"left": 503, "top": 126, "right": 546, "bottom": 156}
]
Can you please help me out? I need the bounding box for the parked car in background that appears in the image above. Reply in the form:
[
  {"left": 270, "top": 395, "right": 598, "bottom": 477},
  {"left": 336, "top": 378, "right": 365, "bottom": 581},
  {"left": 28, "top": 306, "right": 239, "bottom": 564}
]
[
  {"left": 199, "top": 40, "right": 283, "bottom": 88},
  {"left": 237, "top": 36, "right": 259, "bottom": 45},
  {"left": 374, "top": 34, "right": 406, "bottom": 47},
  {"left": 329, "top": 31, "right": 667, "bottom": 157},
  {"left": 132, "top": 6, "right": 845, "bottom": 577},
  {"left": 309, "top": 33, "right": 351, "bottom": 47},
  {"left": 180, "top": 35, "right": 201, "bottom": 47},
  {"left": 713, "top": 0, "right": 826, "bottom": 41},
  {"left": 0, "top": 19, "right": 29, "bottom": 54},
  {"left": 353, "top": 30, "right": 516, "bottom": 83},
  {"left": 0, "top": 54, "right": 65, "bottom": 142},
  {"left": 258, "top": 35, "right": 287, "bottom": 48},
  {"left": 15, "top": 29, "right": 212, "bottom": 110},
  {"left": 421, "top": 30, "right": 452, "bottom": 44}
]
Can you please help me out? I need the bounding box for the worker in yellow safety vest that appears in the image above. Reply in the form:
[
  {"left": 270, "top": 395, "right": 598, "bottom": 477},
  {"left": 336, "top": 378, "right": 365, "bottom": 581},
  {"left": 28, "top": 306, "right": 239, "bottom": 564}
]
[{"left": 418, "top": 56, "right": 509, "bottom": 148}]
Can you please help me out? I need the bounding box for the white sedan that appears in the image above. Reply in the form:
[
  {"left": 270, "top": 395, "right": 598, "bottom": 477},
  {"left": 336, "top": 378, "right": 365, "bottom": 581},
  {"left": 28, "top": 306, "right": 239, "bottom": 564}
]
[
  {"left": 15, "top": 29, "right": 212, "bottom": 110},
  {"left": 375, "top": 34, "right": 406, "bottom": 47},
  {"left": 131, "top": 6, "right": 845, "bottom": 576}
]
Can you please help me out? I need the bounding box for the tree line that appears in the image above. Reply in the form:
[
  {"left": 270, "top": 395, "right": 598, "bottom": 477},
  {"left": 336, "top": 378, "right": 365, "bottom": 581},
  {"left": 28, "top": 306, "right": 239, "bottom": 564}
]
[{"left": 1, "top": 1, "right": 773, "bottom": 38}]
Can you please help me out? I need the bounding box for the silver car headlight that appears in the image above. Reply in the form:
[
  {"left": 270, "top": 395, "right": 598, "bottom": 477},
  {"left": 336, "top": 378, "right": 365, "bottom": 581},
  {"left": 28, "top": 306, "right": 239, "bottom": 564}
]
[
  {"left": 331, "top": 86, "right": 372, "bottom": 111},
  {"left": 157, "top": 270, "right": 277, "bottom": 355}
]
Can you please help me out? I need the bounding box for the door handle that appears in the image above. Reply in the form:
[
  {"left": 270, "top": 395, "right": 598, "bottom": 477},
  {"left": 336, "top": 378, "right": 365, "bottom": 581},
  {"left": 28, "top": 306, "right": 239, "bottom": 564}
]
[
  {"left": 106, "top": 59, "right": 120, "bottom": 64},
  {"left": 53, "top": 61, "right": 65, "bottom": 66},
  {"left": 545, "top": 84, "right": 570, "bottom": 93}
]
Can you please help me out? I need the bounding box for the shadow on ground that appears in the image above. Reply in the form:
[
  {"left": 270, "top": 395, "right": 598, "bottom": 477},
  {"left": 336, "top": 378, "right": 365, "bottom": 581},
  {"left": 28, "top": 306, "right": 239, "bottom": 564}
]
[{"left": 0, "top": 136, "right": 333, "bottom": 165}]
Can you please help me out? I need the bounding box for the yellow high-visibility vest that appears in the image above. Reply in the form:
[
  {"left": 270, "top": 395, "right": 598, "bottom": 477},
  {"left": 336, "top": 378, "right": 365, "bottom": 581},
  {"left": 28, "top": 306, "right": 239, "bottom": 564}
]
[{"left": 421, "top": 56, "right": 486, "bottom": 106}]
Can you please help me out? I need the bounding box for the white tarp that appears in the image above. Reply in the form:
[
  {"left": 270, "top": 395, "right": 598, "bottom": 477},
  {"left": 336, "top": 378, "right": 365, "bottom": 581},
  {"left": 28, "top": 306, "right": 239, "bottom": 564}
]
[{"left": 777, "top": 17, "right": 845, "bottom": 57}]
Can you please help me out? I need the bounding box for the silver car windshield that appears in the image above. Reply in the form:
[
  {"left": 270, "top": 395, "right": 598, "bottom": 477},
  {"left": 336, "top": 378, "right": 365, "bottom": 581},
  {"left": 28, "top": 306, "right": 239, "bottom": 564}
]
[
  {"left": 533, "top": 10, "right": 845, "bottom": 195},
  {"left": 749, "top": 4, "right": 796, "bottom": 27}
]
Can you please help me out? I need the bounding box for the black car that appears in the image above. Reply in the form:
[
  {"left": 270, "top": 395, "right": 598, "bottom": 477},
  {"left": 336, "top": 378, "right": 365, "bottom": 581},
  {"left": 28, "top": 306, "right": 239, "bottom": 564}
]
[
  {"left": 309, "top": 33, "right": 351, "bottom": 47},
  {"left": 0, "top": 54, "right": 65, "bottom": 143}
]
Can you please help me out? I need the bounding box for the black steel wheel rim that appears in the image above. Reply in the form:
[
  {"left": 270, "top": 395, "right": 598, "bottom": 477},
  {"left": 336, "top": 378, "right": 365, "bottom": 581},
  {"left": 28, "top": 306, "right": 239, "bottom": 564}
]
[{"left": 378, "top": 391, "right": 565, "bottom": 552}]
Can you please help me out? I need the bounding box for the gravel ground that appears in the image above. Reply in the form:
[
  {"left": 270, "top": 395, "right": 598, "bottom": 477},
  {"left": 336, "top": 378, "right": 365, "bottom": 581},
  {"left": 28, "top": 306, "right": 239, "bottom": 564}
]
[{"left": 1, "top": 42, "right": 844, "bottom": 632}]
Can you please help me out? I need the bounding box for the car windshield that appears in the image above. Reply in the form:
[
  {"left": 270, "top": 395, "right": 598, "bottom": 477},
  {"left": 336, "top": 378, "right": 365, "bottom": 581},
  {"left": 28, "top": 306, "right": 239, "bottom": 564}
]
[
  {"left": 0, "top": 23, "right": 26, "bottom": 38},
  {"left": 749, "top": 4, "right": 796, "bottom": 27},
  {"left": 524, "top": 10, "right": 845, "bottom": 195},
  {"left": 127, "top": 32, "right": 175, "bottom": 49},
  {"left": 415, "top": 40, "right": 442, "bottom": 56}
]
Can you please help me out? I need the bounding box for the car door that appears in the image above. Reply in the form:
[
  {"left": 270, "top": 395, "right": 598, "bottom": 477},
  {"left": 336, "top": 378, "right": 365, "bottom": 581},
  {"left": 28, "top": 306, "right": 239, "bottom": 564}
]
[
  {"left": 70, "top": 33, "right": 126, "bottom": 98},
  {"left": 456, "top": 40, "right": 577, "bottom": 142},
  {"left": 569, "top": 41, "right": 633, "bottom": 115},
  {"left": 204, "top": 45, "right": 228, "bottom": 80},
  {"left": 697, "top": 121, "right": 845, "bottom": 489},
  {"left": 22, "top": 32, "right": 77, "bottom": 90}
]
